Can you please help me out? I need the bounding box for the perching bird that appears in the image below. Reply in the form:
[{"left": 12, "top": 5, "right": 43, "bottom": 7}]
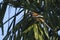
[
  {"left": 32, "top": 12, "right": 43, "bottom": 21},
  {"left": 31, "top": 12, "right": 50, "bottom": 28},
  {"left": 31, "top": 12, "right": 43, "bottom": 22},
  {"left": 32, "top": 12, "right": 43, "bottom": 18}
]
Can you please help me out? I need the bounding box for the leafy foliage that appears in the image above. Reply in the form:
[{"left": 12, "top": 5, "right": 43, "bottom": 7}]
[{"left": 0, "top": 0, "right": 60, "bottom": 40}]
